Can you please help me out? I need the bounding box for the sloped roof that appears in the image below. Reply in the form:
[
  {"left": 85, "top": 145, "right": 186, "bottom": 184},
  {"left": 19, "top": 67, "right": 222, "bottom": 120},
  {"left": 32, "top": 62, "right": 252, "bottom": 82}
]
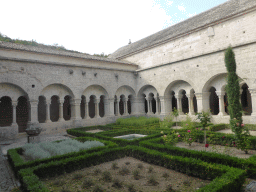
[
  {"left": 109, "top": 0, "right": 256, "bottom": 59},
  {"left": 0, "top": 41, "right": 137, "bottom": 65}
]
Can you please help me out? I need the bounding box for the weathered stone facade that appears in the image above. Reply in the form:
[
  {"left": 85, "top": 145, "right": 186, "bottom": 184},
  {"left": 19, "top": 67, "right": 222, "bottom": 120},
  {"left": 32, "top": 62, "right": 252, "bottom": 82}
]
[{"left": 1, "top": 0, "right": 256, "bottom": 139}]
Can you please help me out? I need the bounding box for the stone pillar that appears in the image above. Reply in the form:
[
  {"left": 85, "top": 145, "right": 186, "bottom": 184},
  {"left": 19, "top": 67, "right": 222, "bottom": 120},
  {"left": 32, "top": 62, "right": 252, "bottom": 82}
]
[
  {"left": 27, "top": 99, "right": 40, "bottom": 129},
  {"left": 148, "top": 98, "right": 153, "bottom": 114},
  {"left": 131, "top": 97, "right": 145, "bottom": 115},
  {"left": 86, "top": 102, "right": 90, "bottom": 119},
  {"left": 216, "top": 91, "right": 227, "bottom": 116},
  {"left": 177, "top": 95, "right": 184, "bottom": 115},
  {"left": 45, "top": 100, "right": 51, "bottom": 123},
  {"left": 158, "top": 96, "right": 172, "bottom": 115},
  {"left": 116, "top": 99, "right": 120, "bottom": 116},
  {"left": 155, "top": 97, "right": 159, "bottom": 114},
  {"left": 71, "top": 99, "right": 82, "bottom": 120},
  {"left": 106, "top": 98, "right": 114, "bottom": 117},
  {"left": 124, "top": 98, "right": 128, "bottom": 115},
  {"left": 94, "top": 99, "right": 100, "bottom": 118},
  {"left": 195, "top": 92, "right": 210, "bottom": 113},
  {"left": 12, "top": 101, "right": 18, "bottom": 126},
  {"left": 249, "top": 89, "right": 256, "bottom": 116},
  {"left": 187, "top": 94, "right": 195, "bottom": 115},
  {"left": 58, "top": 99, "right": 65, "bottom": 122}
]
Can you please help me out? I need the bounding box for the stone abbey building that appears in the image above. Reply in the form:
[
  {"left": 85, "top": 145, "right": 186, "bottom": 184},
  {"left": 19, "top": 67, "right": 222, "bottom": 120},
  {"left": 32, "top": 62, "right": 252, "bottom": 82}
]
[{"left": 1, "top": 0, "right": 256, "bottom": 139}]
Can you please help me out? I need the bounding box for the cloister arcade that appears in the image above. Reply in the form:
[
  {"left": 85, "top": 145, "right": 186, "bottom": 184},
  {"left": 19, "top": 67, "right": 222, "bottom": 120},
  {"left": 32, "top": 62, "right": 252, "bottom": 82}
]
[{"left": 0, "top": 75, "right": 254, "bottom": 133}]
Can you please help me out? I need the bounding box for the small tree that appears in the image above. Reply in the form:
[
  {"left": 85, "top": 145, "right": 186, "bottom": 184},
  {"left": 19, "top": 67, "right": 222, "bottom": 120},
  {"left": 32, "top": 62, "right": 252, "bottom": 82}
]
[
  {"left": 225, "top": 46, "right": 251, "bottom": 153},
  {"left": 172, "top": 107, "right": 179, "bottom": 127},
  {"left": 196, "top": 111, "right": 211, "bottom": 146}
]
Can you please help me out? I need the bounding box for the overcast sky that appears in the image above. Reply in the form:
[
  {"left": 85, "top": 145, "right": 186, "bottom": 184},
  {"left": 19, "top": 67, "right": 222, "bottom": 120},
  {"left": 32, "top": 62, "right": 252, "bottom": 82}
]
[{"left": 1, "top": 0, "right": 229, "bottom": 55}]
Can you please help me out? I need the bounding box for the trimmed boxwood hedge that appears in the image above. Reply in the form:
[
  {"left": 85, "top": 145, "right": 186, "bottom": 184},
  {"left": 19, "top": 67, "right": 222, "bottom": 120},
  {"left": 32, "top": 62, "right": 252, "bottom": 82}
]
[
  {"left": 139, "top": 137, "right": 256, "bottom": 178},
  {"left": 7, "top": 136, "right": 118, "bottom": 177},
  {"left": 16, "top": 146, "right": 246, "bottom": 192}
]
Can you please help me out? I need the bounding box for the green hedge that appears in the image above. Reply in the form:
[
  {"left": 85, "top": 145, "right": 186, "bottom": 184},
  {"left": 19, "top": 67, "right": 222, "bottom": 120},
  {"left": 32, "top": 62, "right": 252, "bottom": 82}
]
[
  {"left": 17, "top": 146, "right": 246, "bottom": 192},
  {"left": 67, "top": 128, "right": 163, "bottom": 147},
  {"left": 7, "top": 136, "right": 118, "bottom": 177},
  {"left": 139, "top": 138, "right": 256, "bottom": 178}
]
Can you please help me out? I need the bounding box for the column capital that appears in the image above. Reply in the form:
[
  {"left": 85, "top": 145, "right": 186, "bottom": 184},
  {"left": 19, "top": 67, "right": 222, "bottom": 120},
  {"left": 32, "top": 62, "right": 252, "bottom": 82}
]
[
  {"left": 159, "top": 96, "right": 172, "bottom": 100},
  {"left": 108, "top": 98, "right": 115, "bottom": 102},
  {"left": 249, "top": 89, "right": 256, "bottom": 95},
  {"left": 29, "top": 99, "right": 39, "bottom": 106},
  {"left": 195, "top": 92, "right": 210, "bottom": 99},
  {"left": 46, "top": 100, "right": 51, "bottom": 105},
  {"left": 12, "top": 101, "right": 18, "bottom": 107},
  {"left": 71, "top": 98, "right": 81, "bottom": 105},
  {"left": 177, "top": 94, "right": 183, "bottom": 99},
  {"left": 215, "top": 91, "right": 225, "bottom": 97},
  {"left": 58, "top": 99, "right": 64, "bottom": 104}
]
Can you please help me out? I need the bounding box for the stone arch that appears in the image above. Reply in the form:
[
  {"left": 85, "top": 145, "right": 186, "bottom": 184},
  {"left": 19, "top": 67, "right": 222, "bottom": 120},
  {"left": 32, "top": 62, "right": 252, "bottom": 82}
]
[
  {"left": 82, "top": 85, "right": 109, "bottom": 100},
  {"left": 0, "top": 96, "right": 12, "bottom": 127},
  {"left": 115, "top": 85, "right": 136, "bottom": 99},
  {"left": 40, "top": 84, "right": 74, "bottom": 101},
  {"left": 0, "top": 83, "right": 28, "bottom": 102},
  {"left": 137, "top": 85, "right": 158, "bottom": 97},
  {"left": 164, "top": 80, "right": 194, "bottom": 114}
]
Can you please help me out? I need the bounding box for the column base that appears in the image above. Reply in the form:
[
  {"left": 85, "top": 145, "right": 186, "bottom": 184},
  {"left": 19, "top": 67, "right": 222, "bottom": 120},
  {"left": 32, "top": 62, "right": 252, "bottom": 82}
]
[
  {"left": 218, "top": 112, "right": 227, "bottom": 116},
  {"left": 27, "top": 121, "right": 40, "bottom": 129},
  {"left": 58, "top": 118, "right": 65, "bottom": 122}
]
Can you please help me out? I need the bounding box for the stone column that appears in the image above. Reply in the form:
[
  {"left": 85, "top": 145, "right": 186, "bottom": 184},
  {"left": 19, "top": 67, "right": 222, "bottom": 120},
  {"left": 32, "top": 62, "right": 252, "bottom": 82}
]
[
  {"left": 124, "top": 98, "right": 128, "bottom": 115},
  {"left": 58, "top": 99, "right": 65, "bottom": 122},
  {"left": 159, "top": 96, "right": 166, "bottom": 116},
  {"left": 177, "top": 95, "right": 184, "bottom": 115},
  {"left": 195, "top": 92, "right": 210, "bottom": 113},
  {"left": 85, "top": 102, "right": 90, "bottom": 119},
  {"left": 147, "top": 98, "right": 151, "bottom": 114},
  {"left": 71, "top": 99, "right": 82, "bottom": 120},
  {"left": 27, "top": 99, "right": 40, "bottom": 129},
  {"left": 94, "top": 98, "right": 100, "bottom": 118},
  {"left": 216, "top": 91, "right": 227, "bottom": 116},
  {"left": 116, "top": 99, "right": 120, "bottom": 116},
  {"left": 45, "top": 100, "right": 51, "bottom": 123},
  {"left": 12, "top": 101, "right": 18, "bottom": 126},
  {"left": 155, "top": 97, "right": 159, "bottom": 114},
  {"left": 187, "top": 94, "right": 195, "bottom": 115},
  {"left": 249, "top": 89, "right": 256, "bottom": 116}
]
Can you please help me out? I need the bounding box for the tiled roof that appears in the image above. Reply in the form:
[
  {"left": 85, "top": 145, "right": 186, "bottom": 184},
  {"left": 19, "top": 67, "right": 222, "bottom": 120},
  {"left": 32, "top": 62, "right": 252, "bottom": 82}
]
[
  {"left": 109, "top": 0, "right": 256, "bottom": 59},
  {"left": 0, "top": 41, "right": 137, "bottom": 65}
]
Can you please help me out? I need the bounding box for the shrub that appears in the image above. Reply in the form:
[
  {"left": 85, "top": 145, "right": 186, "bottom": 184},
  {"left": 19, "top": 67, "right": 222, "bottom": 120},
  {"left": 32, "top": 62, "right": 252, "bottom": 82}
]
[
  {"left": 112, "top": 178, "right": 123, "bottom": 188},
  {"left": 148, "top": 166, "right": 153, "bottom": 173},
  {"left": 119, "top": 166, "right": 130, "bottom": 176},
  {"left": 93, "top": 168, "right": 101, "bottom": 175},
  {"left": 116, "top": 116, "right": 160, "bottom": 126},
  {"left": 133, "top": 169, "right": 140, "bottom": 180},
  {"left": 93, "top": 185, "right": 104, "bottom": 192},
  {"left": 127, "top": 183, "right": 136, "bottom": 192},
  {"left": 162, "top": 172, "right": 169, "bottom": 180},
  {"left": 137, "top": 163, "right": 143, "bottom": 169},
  {"left": 111, "top": 162, "right": 118, "bottom": 170},
  {"left": 160, "top": 114, "right": 174, "bottom": 129},
  {"left": 147, "top": 175, "right": 159, "bottom": 186},
  {"left": 102, "top": 171, "right": 112, "bottom": 182},
  {"left": 82, "top": 178, "right": 94, "bottom": 189},
  {"left": 72, "top": 173, "right": 83, "bottom": 180}
]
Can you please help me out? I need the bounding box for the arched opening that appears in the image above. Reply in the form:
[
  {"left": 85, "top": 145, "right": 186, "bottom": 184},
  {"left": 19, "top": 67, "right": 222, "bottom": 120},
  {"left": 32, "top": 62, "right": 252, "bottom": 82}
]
[
  {"left": 63, "top": 96, "right": 71, "bottom": 120},
  {"left": 17, "top": 96, "right": 29, "bottom": 132},
  {"left": 209, "top": 87, "right": 219, "bottom": 115},
  {"left": 114, "top": 95, "right": 117, "bottom": 116},
  {"left": 38, "top": 96, "right": 46, "bottom": 123},
  {"left": 99, "top": 95, "right": 105, "bottom": 117},
  {"left": 149, "top": 93, "right": 156, "bottom": 114},
  {"left": 172, "top": 91, "right": 177, "bottom": 111},
  {"left": 193, "top": 95, "right": 198, "bottom": 113},
  {"left": 80, "top": 96, "right": 86, "bottom": 119},
  {"left": 181, "top": 90, "right": 189, "bottom": 114},
  {"left": 50, "top": 96, "right": 59, "bottom": 122},
  {"left": 119, "top": 95, "right": 125, "bottom": 115},
  {"left": 128, "top": 95, "right": 132, "bottom": 114},
  {"left": 241, "top": 84, "right": 252, "bottom": 115},
  {"left": 89, "top": 95, "right": 96, "bottom": 118},
  {"left": 143, "top": 94, "right": 148, "bottom": 113},
  {"left": 0, "top": 96, "right": 12, "bottom": 127}
]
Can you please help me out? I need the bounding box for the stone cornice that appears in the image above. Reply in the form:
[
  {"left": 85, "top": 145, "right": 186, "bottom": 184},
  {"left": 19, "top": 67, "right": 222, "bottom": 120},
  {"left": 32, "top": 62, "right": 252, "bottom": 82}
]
[{"left": 0, "top": 56, "right": 136, "bottom": 73}]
